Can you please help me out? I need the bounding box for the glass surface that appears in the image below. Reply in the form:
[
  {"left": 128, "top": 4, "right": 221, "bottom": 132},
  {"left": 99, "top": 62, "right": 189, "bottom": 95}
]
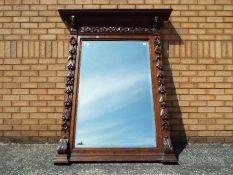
[{"left": 75, "top": 40, "right": 156, "bottom": 148}]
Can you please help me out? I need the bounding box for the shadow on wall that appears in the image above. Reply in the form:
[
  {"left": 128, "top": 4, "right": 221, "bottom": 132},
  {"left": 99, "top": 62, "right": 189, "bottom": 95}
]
[{"left": 161, "top": 21, "right": 187, "bottom": 161}]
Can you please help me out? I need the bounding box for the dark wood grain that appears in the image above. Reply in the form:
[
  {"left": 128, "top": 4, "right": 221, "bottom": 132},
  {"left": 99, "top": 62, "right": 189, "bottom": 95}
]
[{"left": 59, "top": 9, "right": 172, "bottom": 30}]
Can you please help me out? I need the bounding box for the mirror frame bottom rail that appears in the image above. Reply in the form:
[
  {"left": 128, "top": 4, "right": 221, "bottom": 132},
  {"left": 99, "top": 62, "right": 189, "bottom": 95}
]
[
  {"left": 54, "top": 153, "right": 177, "bottom": 164},
  {"left": 54, "top": 148, "right": 177, "bottom": 164}
]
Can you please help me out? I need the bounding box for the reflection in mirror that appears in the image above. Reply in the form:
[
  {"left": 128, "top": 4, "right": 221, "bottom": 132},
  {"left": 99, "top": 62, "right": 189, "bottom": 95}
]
[{"left": 75, "top": 40, "right": 156, "bottom": 148}]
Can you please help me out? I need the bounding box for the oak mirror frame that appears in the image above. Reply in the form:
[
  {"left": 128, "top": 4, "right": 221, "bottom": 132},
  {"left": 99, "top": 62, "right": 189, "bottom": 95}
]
[{"left": 55, "top": 9, "right": 177, "bottom": 164}]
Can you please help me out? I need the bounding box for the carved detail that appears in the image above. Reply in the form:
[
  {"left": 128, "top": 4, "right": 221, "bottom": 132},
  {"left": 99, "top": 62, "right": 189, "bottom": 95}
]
[
  {"left": 66, "top": 72, "right": 74, "bottom": 78},
  {"left": 158, "top": 84, "right": 166, "bottom": 94},
  {"left": 160, "top": 108, "right": 168, "bottom": 119},
  {"left": 163, "top": 136, "right": 173, "bottom": 153},
  {"left": 68, "top": 55, "right": 74, "bottom": 60},
  {"left": 70, "top": 15, "right": 77, "bottom": 32},
  {"left": 155, "top": 55, "right": 161, "bottom": 61},
  {"left": 67, "top": 60, "right": 75, "bottom": 70},
  {"left": 69, "top": 46, "right": 77, "bottom": 55},
  {"left": 154, "top": 16, "right": 173, "bottom": 154},
  {"left": 157, "top": 70, "right": 164, "bottom": 78},
  {"left": 161, "top": 120, "right": 170, "bottom": 130},
  {"left": 62, "top": 110, "right": 71, "bottom": 121},
  {"left": 66, "top": 72, "right": 74, "bottom": 86},
  {"left": 158, "top": 78, "right": 165, "bottom": 86},
  {"left": 155, "top": 37, "right": 161, "bottom": 46},
  {"left": 57, "top": 138, "right": 69, "bottom": 154},
  {"left": 78, "top": 26, "right": 155, "bottom": 34},
  {"left": 153, "top": 16, "right": 159, "bottom": 31},
  {"left": 70, "top": 36, "right": 77, "bottom": 45},
  {"left": 159, "top": 95, "right": 166, "bottom": 108},
  {"left": 65, "top": 86, "right": 73, "bottom": 95},
  {"left": 57, "top": 15, "right": 78, "bottom": 155},
  {"left": 66, "top": 77, "right": 74, "bottom": 86},
  {"left": 64, "top": 96, "right": 72, "bottom": 108},
  {"left": 155, "top": 45, "right": 161, "bottom": 54},
  {"left": 156, "top": 61, "right": 163, "bottom": 70}
]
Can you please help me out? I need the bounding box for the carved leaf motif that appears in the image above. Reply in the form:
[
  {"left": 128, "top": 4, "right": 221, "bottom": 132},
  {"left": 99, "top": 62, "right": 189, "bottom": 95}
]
[
  {"left": 159, "top": 95, "right": 166, "bottom": 108},
  {"left": 70, "top": 15, "right": 77, "bottom": 32},
  {"left": 70, "top": 36, "right": 77, "bottom": 45},
  {"left": 62, "top": 111, "right": 71, "bottom": 121},
  {"left": 153, "top": 16, "right": 159, "bottom": 30},
  {"left": 158, "top": 78, "right": 165, "bottom": 86},
  {"left": 157, "top": 70, "right": 164, "bottom": 78},
  {"left": 155, "top": 45, "right": 161, "bottom": 54},
  {"left": 163, "top": 136, "right": 173, "bottom": 153},
  {"left": 66, "top": 72, "right": 74, "bottom": 78},
  {"left": 68, "top": 55, "right": 73, "bottom": 60},
  {"left": 156, "top": 62, "right": 163, "bottom": 70},
  {"left": 65, "top": 86, "right": 73, "bottom": 94},
  {"left": 160, "top": 108, "right": 168, "bottom": 119},
  {"left": 69, "top": 46, "right": 76, "bottom": 55},
  {"left": 156, "top": 54, "right": 161, "bottom": 61},
  {"left": 66, "top": 77, "right": 73, "bottom": 86},
  {"left": 158, "top": 84, "right": 166, "bottom": 94},
  {"left": 161, "top": 120, "right": 169, "bottom": 130},
  {"left": 67, "top": 60, "right": 75, "bottom": 70},
  {"left": 57, "top": 138, "right": 68, "bottom": 154},
  {"left": 64, "top": 96, "right": 72, "bottom": 108},
  {"left": 62, "top": 122, "right": 70, "bottom": 131},
  {"left": 155, "top": 37, "right": 161, "bottom": 46}
]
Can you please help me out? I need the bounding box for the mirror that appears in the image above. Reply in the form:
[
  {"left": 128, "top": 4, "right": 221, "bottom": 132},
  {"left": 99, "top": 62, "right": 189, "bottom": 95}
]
[{"left": 75, "top": 40, "right": 156, "bottom": 148}]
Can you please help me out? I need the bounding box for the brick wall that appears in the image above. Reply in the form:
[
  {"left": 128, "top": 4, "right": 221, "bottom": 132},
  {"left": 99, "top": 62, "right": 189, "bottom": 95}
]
[{"left": 0, "top": 0, "right": 232, "bottom": 143}]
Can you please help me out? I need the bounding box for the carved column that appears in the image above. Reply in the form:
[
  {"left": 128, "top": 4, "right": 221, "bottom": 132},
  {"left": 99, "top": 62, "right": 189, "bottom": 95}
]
[
  {"left": 153, "top": 17, "right": 173, "bottom": 155},
  {"left": 55, "top": 15, "right": 78, "bottom": 162}
]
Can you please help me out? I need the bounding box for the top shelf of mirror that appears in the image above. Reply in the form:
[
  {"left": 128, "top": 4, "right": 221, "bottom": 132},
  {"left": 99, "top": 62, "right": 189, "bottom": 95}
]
[{"left": 58, "top": 9, "right": 172, "bottom": 32}]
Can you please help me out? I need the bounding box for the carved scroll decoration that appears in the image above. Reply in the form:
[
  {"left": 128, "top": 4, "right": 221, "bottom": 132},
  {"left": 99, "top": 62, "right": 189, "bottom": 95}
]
[
  {"left": 153, "top": 16, "right": 173, "bottom": 153},
  {"left": 57, "top": 15, "right": 78, "bottom": 155}
]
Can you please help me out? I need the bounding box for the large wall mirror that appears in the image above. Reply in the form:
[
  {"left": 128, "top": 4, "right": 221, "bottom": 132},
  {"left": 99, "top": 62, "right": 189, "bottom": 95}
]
[{"left": 55, "top": 9, "right": 177, "bottom": 164}]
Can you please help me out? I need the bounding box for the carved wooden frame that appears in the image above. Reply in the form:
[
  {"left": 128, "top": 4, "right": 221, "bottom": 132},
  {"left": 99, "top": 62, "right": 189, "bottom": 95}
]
[{"left": 54, "top": 9, "right": 177, "bottom": 164}]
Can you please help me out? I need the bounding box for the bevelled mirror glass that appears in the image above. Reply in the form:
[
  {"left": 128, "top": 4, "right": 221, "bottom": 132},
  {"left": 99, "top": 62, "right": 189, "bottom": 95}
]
[{"left": 75, "top": 40, "right": 156, "bottom": 148}]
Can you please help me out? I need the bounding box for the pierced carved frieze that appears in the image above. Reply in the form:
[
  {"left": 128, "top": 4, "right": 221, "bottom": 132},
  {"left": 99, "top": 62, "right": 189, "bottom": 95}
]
[{"left": 78, "top": 26, "right": 156, "bottom": 34}]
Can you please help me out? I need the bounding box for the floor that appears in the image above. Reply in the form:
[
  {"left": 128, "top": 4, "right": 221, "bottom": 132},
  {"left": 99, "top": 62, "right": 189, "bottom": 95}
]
[{"left": 0, "top": 143, "right": 232, "bottom": 175}]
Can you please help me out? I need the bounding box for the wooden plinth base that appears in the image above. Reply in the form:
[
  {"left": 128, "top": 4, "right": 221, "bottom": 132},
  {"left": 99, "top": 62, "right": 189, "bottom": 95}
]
[
  {"left": 54, "top": 154, "right": 70, "bottom": 165},
  {"left": 54, "top": 153, "right": 177, "bottom": 165}
]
